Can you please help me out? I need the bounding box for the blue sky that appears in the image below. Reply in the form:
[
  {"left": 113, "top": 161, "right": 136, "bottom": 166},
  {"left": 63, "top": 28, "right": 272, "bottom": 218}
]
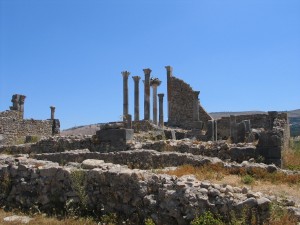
[{"left": 1, "top": 0, "right": 299, "bottom": 129}]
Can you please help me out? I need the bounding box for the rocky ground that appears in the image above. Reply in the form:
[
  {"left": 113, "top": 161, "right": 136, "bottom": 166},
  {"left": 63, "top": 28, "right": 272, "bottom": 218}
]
[{"left": 0, "top": 131, "right": 300, "bottom": 224}]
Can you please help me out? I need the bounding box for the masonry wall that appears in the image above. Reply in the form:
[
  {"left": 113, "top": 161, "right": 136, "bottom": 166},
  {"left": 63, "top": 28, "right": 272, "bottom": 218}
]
[
  {"left": 216, "top": 113, "right": 289, "bottom": 140},
  {"left": 0, "top": 155, "right": 282, "bottom": 225},
  {"left": 0, "top": 110, "right": 54, "bottom": 145},
  {"left": 168, "top": 76, "right": 211, "bottom": 129}
]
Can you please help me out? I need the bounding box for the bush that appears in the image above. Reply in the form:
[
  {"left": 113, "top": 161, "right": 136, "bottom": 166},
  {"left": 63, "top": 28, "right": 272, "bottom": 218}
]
[
  {"left": 145, "top": 218, "right": 155, "bottom": 225},
  {"left": 241, "top": 174, "right": 255, "bottom": 185},
  {"left": 191, "top": 211, "right": 223, "bottom": 225}
]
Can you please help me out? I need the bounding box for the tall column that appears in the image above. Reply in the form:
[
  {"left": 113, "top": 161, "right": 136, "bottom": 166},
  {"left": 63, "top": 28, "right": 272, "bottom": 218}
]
[
  {"left": 165, "top": 66, "right": 173, "bottom": 120},
  {"left": 121, "top": 71, "right": 130, "bottom": 119},
  {"left": 143, "top": 68, "right": 151, "bottom": 120},
  {"left": 158, "top": 93, "right": 164, "bottom": 127},
  {"left": 193, "top": 91, "right": 200, "bottom": 121},
  {"left": 230, "top": 115, "right": 237, "bottom": 143},
  {"left": 132, "top": 76, "right": 141, "bottom": 121},
  {"left": 150, "top": 78, "right": 161, "bottom": 125},
  {"left": 50, "top": 106, "right": 56, "bottom": 120}
]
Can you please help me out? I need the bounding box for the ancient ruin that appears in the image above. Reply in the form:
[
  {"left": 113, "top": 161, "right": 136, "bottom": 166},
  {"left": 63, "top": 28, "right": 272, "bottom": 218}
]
[
  {"left": 0, "top": 67, "right": 298, "bottom": 224},
  {"left": 0, "top": 94, "right": 60, "bottom": 145}
]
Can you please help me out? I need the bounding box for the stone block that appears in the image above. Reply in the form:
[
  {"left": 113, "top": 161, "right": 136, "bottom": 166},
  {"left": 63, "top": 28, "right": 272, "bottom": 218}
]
[{"left": 97, "top": 129, "right": 134, "bottom": 142}]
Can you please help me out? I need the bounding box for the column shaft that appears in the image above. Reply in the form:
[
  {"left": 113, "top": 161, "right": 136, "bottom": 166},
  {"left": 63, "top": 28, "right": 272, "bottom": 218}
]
[
  {"left": 132, "top": 76, "right": 141, "bottom": 121},
  {"left": 121, "top": 71, "right": 130, "bottom": 119},
  {"left": 152, "top": 86, "right": 158, "bottom": 124},
  {"left": 50, "top": 106, "right": 55, "bottom": 120},
  {"left": 143, "top": 69, "right": 151, "bottom": 120},
  {"left": 158, "top": 93, "right": 164, "bottom": 127}
]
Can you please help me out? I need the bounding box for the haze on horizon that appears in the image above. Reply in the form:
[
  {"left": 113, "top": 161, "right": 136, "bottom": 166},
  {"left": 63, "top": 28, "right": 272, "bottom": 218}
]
[{"left": 1, "top": 0, "right": 299, "bottom": 129}]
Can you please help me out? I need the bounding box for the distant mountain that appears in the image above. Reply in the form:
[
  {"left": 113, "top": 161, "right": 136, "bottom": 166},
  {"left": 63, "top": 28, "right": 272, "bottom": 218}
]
[
  {"left": 288, "top": 109, "right": 300, "bottom": 118},
  {"left": 61, "top": 124, "right": 101, "bottom": 136}
]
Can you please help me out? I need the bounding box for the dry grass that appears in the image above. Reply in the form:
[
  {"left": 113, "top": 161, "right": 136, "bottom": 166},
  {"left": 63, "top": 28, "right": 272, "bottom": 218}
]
[
  {"left": 164, "top": 163, "right": 300, "bottom": 186},
  {"left": 0, "top": 209, "right": 97, "bottom": 225},
  {"left": 282, "top": 150, "right": 300, "bottom": 171},
  {"left": 267, "top": 204, "right": 299, "bottom": 225},
  {"left": 282, "top": 139, "right": 300, "bottom": 170}
]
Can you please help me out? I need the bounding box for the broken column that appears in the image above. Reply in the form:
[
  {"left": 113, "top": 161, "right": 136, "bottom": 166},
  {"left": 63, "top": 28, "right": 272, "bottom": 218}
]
[
  {"left": 165, "top": 66, "right": 173, "bottom": 120},
  {"left": 207, "top": 120, "right": 215, "bottom": 141},
  {"left": 230, "top": 115, "right": 237, "bottom": 143},
  {"left": 150, "top": 78, "right": 161, "bottom": 125},
  {"left": 10, "top": 94, "right": 26, "bottom": 119},
  {"left": 193, "top": 91, "right": 200, "bottom": 121},
  {"left": 143, "top": 68, "right": 151, "bottom": 121},
  {"left": 132, "top": 76, "right": 141, "bottom": 121},
  {"left": 158, "top": 93, "right": 164, "bottom": 127},
  {"left": 50, "top": 106, "right": 55, "bottom": 120},
  {"left": 121, "top": 71, "right": 130, "bottom": 119}
]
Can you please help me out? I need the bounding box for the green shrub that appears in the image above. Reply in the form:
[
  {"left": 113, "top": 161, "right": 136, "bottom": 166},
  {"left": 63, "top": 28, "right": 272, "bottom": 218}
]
[
  {"left": 191, "top": 211, "right": 223, "bottom": 225},
  {"left": 241, "top": 174, "right": 255, "bottom": 185},
  {"left": 68, "top": 170, "right": 88, "bottom": 216},
  {"left": 145, "top": 218, "right": 155, "bottom": 225},
  {"left": 99, "top": 213, "right": 117, "bottom": 225}
]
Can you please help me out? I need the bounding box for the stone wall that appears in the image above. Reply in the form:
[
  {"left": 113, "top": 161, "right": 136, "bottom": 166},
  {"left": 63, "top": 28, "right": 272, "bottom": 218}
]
[
  {"left": 1, "top": 154, "right": 297, "bottom": 224},
  {"left": 214, "top": 112, "right": 290, "bottom": 167},
  {"left": 0, "top": 110, "right": 58, "bottom": 146},
  {"left": 168, "top": 75, "right": 211, "bottom": 129},
  {"left": 216, "top": 112, "right": 289, "bottom": 140}
]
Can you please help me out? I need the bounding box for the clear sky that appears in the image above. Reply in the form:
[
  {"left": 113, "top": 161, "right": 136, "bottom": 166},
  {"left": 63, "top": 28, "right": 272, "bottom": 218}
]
[{"left": 1, "top": 0, "right": 299, "bottom": 129}]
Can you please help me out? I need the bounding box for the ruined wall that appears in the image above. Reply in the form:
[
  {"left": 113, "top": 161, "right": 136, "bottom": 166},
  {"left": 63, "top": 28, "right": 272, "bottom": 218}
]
[
  {"left": 0, "top": 154, "right": 289, "bottom": 224},
  {"left": 168, "top": 76, "right": 211, "bottom": 129},
  {"left": 216, "top": 112, "right": 289, "bottom": 140},
  {"left": 199, "top": 105, "right": 213, "bottom": 129},
  {"left": 215, "top": 112, "right": 290, "bottom": 167},
  {"left": 0, "top": 110, "right": 56, "bottom": 146}
]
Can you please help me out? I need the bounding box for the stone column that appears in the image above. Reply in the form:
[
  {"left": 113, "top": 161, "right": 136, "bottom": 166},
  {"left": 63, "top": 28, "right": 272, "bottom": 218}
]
[
  {"left": 230, "top": 115, "right": 237, "bottom": 143},
  {"left": 165, "top": 66, "right": 173, "bottom": 120},
  {"left": 121, "top": 71, "right": 130, "bottom": 119},
  {"left": 143, "top": 68, "right": 151, "bottom": 120},
  {"left": 193, "top": 91, "right": 200, "bottom": 121},
  {"left": 50, "top": 106, "right": 55, "bottom": 120},
  {"left": 19, "top": 95, "right": 26, "bottom": 113},
  {"left": 150, "top": 78, "right": 161, "bottom": 125},
  {"left": 10, "top": 95, "right": 19, "bottom": 110},
  {"left": 158, "top": 93, "right": 164, "bottom": 127},
  {"left": 132, "top": 76, "right": 141, "bottom": 121}
]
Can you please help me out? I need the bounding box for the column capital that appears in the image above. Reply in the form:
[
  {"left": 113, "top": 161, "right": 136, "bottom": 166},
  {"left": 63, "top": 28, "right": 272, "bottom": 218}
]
[
  {"left": 193, "top": 91, "right": 200, "bottom": 99},
  {"left": 143, "top": 68, "right": 152, "bottom": 75},
  {"left": 165, "top": 65, "right": 173, "bottom": 72},
  {"left": 132, "top": 76, "right": 141, "bottom": 82},
  {"left": 121, "top": 71, "right": 130, "bottom": 78},
  {"left": 158, "top": 93, "right": 164, "bottom": 98},
  {"left": 150, "top": 78, "right": 161, "bottom": 87},
  {"left": 50, "top": 106, "right": 56, "bottom": 110}
]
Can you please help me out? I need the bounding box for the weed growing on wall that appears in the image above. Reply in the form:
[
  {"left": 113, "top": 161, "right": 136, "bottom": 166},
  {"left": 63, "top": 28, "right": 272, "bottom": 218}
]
[
  {"left": 68, "top": 170, "right": 88, "bottom": 216},
  {"left": 144, "top": 218, "right": 156, "bottom": 225},
  {"left": 191, "top": 211, "right": 223, "bottom": 225}
]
